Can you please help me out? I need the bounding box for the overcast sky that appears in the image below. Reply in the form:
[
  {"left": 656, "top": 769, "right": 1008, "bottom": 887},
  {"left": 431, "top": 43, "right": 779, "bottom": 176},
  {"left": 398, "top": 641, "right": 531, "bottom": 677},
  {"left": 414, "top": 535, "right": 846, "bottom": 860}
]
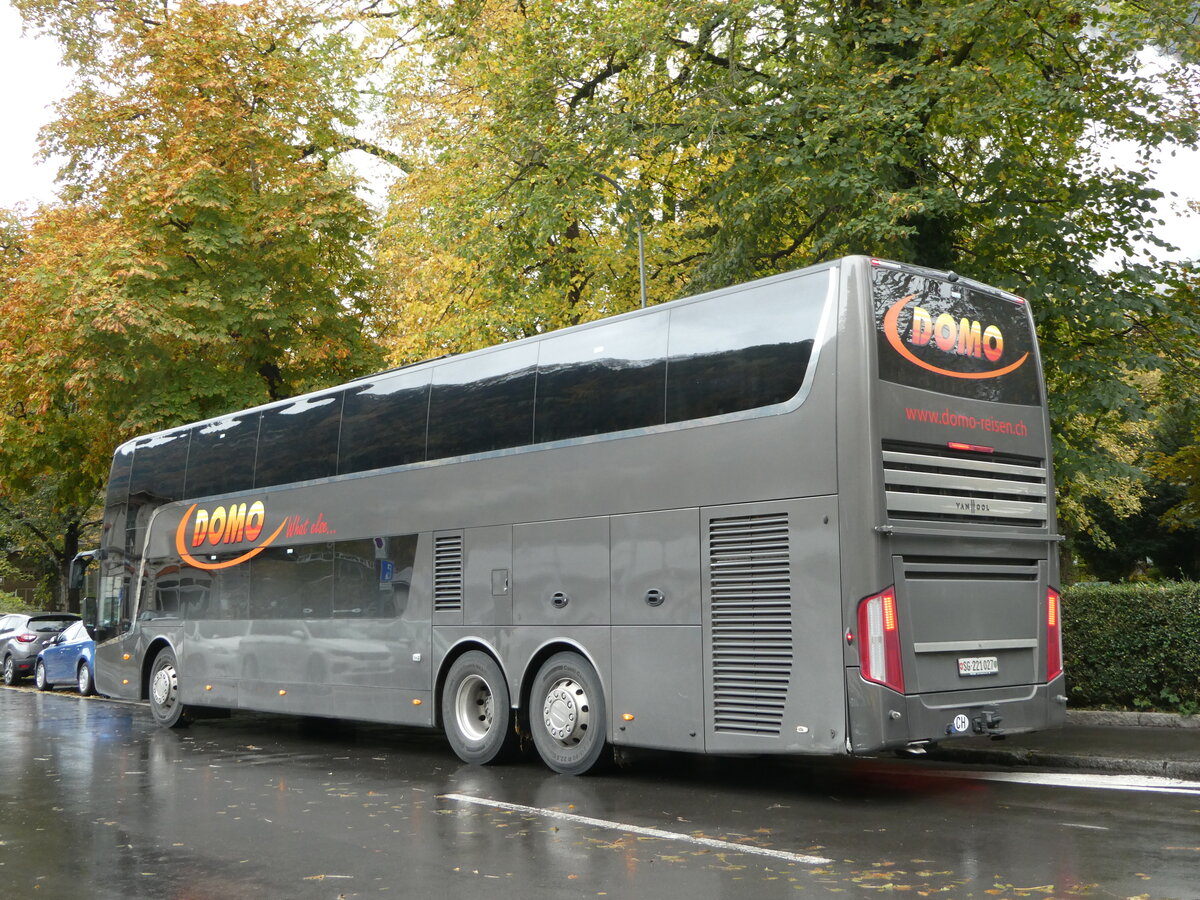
[{"left": 3, "top": 3, "right": 1197, "bottom": 260}]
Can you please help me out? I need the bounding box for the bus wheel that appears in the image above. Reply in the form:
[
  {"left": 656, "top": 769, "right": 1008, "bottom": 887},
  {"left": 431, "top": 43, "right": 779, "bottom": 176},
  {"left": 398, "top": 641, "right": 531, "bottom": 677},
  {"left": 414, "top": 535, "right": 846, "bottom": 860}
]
[
  {"left": 442, "top": 651, "right": 517, "bottom": 765},
  {"left": 149, "top": 648, "right": 191, "bottom": 729},
  {"left": 530, "top": 652, "right": 609, "bottom": 776}
]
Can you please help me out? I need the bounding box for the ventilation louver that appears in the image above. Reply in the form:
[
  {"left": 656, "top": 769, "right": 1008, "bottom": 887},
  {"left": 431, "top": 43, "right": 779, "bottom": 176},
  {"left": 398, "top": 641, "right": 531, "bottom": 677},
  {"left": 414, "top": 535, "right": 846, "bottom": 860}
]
[
  {"left": 433, "top": 533, "right": 464, "bottom": 613},
  {"left": 709, "top": 513, "right": 793, "bottom": 735},
  {"left": 883, "top": 442, "right": 1048, "bottom": 528}
]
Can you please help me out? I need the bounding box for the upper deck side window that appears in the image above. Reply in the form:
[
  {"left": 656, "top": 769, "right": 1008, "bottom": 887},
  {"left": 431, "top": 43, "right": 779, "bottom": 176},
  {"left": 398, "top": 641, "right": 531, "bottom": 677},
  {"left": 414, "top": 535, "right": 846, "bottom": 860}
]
[
  {"left": 108, "top": 268, "right": 833, "bottom": 507},
  {"left": 338, "top": 368, "right": 431, "bottom": 473},
  {"left": 426, "top": 344, "right": 539, "bottom": 459},
  {"left": 664, "top": 271, "right": 825, "bottom": 423},
  {"left": 128, "top": 432, "right": 190, "bottom": 504},
  {"left": 534, "top": 315, "right": 669, "bottom": 442},
  {"left": 255, "top": 394, "right": 344, "bottom": 488},
  {"left": 184, "top": 415, "right": 258, "bottom": 499}
]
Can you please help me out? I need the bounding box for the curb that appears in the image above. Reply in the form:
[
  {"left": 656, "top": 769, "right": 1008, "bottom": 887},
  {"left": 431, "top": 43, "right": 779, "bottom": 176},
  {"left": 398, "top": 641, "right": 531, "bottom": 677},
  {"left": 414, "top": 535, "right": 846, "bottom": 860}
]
[
  {"left": 927, "top": 745, "right": 1200, "bottom": 781},
  {"left": 1066, "top": 709, "right": 1200, "bottom": 729},
  {"left": 925, "top": 710, "right": 1200, "bottom": 779}
]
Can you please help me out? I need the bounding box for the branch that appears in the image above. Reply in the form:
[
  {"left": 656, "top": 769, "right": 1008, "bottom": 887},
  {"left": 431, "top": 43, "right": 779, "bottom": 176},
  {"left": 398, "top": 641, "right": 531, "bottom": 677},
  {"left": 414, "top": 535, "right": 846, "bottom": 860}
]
[
  {"left": 303, "top": 136, "right": 411, "bottom": 172},
  {"left": 356, "top": 0, "right": 404, "bottom": 18},
  {"left": 765, "top": 206, "right": 839, "bottom": 264},
  {"left": 568, "top": 56, "right": 630, "bottom": 110},
  {"left": 93, "top": 0, "right": 163, "bottom": 29},
  {"left": 0, "top": 496, "right": 57, "bottom": 554},
  {"left": 668, "top": 36, "right": 771, "bottom": 82}
]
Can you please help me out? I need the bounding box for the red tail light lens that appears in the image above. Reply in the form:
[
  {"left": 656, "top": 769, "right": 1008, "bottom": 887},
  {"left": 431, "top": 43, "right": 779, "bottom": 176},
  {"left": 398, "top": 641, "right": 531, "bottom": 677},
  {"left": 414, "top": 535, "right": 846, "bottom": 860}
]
[
  {"left": 1046, "top": 587, "right": 1063, "bottom": 681},
  {"left": 16, "top": 633, "right": 38, "bottom": 643},
  {"left": 857, "top": 587, "right": 905, "bottom": 693},
  {"left": 947, "top": 441, "right": 994, "bottom": 454}
]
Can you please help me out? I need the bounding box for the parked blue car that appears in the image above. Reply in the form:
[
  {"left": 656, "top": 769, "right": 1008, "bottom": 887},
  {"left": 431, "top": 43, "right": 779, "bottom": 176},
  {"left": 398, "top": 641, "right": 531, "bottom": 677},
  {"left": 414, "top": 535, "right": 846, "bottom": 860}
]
[{"left": 35, "top": 620, "right": 97, "bottom": 695}]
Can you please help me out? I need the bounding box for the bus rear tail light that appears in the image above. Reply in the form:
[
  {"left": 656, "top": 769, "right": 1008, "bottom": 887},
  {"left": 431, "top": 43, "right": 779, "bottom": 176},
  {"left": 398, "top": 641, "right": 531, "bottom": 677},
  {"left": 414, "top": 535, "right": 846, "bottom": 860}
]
[
  {"left": 947, "top": 441, "right": 994, "bottom": 454},
  {"left": 857, "top": 587, "right": 905, "bottom": 694},
  {"left": 1046, "top": 587, "right": 1063, "bottom": 681}
]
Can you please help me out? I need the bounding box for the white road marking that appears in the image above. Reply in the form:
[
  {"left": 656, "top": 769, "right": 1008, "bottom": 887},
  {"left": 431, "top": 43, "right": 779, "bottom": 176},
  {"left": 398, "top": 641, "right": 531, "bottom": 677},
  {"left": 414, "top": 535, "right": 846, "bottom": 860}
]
[
  {"left": 441, "top": 793, "right": 833, "bottom": 866},
  {"left": 928, "top": 769, "right": 1200, "bottom": 796}
]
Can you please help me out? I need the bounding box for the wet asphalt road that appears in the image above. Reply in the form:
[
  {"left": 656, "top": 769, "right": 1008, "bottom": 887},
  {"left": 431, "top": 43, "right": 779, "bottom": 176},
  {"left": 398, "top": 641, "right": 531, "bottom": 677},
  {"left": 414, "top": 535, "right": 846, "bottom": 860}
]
[{"left": 1, "top": 688, "right": 1198, "bottom": 900}]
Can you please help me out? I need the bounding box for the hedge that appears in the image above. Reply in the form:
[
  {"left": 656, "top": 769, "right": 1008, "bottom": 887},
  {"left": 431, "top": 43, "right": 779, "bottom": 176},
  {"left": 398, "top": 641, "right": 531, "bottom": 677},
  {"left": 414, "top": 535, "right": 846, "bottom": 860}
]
[{"left": 1063, "top": 581, "right": 1200, "bottom": 714}]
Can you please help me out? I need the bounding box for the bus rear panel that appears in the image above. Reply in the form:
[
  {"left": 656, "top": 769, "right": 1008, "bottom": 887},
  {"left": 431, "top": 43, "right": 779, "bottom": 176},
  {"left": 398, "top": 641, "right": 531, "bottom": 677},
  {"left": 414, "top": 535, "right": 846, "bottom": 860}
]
[{"left": 842, "top": 258, "right": 1064, "bottom": 753}]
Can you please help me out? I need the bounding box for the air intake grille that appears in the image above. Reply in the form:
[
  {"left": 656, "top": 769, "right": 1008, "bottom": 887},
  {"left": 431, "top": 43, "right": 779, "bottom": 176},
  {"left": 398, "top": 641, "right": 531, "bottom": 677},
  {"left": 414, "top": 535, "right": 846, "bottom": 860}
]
[
  {"left": 433, "top": 533, "right": 464, "bottom": 612},
  {"left": 709, "top": 513, "right": 793, "bottom": 735},
  {"left": 883, "top": 442, "right": 1048, "bottom": 527},
  {"left": 901, "top": 555, "right": 1040, "bottom": 582}
]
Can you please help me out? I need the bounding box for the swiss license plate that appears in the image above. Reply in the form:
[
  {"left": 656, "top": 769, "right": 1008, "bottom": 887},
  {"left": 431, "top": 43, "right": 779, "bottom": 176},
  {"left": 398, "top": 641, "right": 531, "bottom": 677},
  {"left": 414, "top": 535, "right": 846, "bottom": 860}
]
[{"left": 957, "top": 656, "right": 999, "bottom": 677}]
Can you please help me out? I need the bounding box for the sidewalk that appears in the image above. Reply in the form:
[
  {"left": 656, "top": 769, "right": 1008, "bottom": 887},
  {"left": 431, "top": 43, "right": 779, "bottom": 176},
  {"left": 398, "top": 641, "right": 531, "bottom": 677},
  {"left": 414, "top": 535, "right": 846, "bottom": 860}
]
[{"left": 927, "top": 710, "right": 1200, "bottom": 780}]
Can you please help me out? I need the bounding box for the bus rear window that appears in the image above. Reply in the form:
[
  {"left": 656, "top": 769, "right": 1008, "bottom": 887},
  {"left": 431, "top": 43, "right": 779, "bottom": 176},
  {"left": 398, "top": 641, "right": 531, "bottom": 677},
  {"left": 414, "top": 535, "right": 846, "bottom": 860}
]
[{"left": 873, "top": 266, "right": 1041, "bottom": 406}]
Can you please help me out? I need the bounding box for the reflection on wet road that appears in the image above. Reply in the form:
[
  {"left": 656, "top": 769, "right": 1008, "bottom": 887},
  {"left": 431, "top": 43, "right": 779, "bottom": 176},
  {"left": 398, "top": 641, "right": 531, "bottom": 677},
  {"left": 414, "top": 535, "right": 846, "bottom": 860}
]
[{"left": 2, "top": 689, "right": 1197, "bottom": 899}]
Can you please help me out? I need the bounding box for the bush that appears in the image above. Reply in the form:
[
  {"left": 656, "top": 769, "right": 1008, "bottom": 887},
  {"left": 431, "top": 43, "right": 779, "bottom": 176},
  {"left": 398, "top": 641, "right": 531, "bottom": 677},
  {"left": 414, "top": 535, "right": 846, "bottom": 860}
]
[
  {"left": 0, "top": 591, "right": 41, "bottom": 615},
  {"left": 1063, "top": 582, "right": 1200, "bottom": 714}
]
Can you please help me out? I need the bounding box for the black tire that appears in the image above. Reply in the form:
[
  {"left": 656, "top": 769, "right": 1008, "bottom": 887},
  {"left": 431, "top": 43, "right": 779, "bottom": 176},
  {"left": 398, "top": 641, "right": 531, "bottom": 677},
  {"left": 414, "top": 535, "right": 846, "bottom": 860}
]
[
  {"left": 3, "top": 655, "right": 19, "bottom": 686},
  {"left": 35, "top": 659, "right": 51, "bottom": 691},
  {"left": 529, "top": 652, "right": 610, "bottom": 775},
  {"left": 77, "top": 662, "right": 95, "bottom": 697},
  {"left": 442, "top": 651, "right": 518, "bottom": 765},
  {"left": 148, "top": 647, "right": 191, "bottom": 729}
]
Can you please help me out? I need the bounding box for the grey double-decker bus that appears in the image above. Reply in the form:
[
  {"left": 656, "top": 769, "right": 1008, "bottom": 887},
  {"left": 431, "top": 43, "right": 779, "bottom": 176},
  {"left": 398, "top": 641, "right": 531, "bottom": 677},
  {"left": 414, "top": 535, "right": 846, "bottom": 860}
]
[{"left": 85, "top": 255, "right": 1065, "bottom": 774}]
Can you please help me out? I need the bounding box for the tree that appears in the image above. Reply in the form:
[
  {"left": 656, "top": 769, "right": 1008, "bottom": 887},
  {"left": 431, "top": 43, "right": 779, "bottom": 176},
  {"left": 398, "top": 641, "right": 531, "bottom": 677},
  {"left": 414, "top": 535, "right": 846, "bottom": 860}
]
[
  {"left": 0, "top": 207, "right": 108, "bottom": 609},
  {"left": 1072, "top": 372, "right": 1200, "bottom": 580},
  {"left": 2, "top": 0, "right": 390, "bottom": 604},
  {"left": 372, "top": 0, "right": 1200, "bottom": 563}
]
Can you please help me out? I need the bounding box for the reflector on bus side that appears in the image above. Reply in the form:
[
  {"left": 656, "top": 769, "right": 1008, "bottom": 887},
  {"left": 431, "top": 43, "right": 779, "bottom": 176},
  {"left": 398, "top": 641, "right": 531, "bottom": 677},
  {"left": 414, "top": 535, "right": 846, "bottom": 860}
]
[{"left": 856, "top": 587, "right": 905, "bottom": 694}]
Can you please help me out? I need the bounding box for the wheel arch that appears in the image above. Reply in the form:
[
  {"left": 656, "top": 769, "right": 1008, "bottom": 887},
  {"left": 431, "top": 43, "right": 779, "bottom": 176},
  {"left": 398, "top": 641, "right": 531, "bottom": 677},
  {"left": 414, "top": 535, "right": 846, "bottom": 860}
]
[
  {"left": 434, "top": 638, "right": 507, "bottom": 731},
  {"left": 141, "top": 637, "right": 177, "bottom": 702}
]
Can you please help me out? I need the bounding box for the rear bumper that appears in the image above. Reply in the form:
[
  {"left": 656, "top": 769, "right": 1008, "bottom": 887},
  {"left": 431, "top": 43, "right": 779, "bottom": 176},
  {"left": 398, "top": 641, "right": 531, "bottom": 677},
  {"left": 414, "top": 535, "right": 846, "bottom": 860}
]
[
  {"left": 905, "top": 677, "right": 1067, "bottom": 742},
  {"left": 848, "top": 670, "right": 1067, "bottom": 753}
]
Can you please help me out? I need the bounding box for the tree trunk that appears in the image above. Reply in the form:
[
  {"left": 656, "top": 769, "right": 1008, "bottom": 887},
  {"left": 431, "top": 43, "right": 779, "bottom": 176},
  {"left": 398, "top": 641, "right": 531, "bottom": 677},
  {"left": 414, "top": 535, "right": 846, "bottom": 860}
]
[{"left": 59, "top": 520, "right": 81, "bottom": 614}]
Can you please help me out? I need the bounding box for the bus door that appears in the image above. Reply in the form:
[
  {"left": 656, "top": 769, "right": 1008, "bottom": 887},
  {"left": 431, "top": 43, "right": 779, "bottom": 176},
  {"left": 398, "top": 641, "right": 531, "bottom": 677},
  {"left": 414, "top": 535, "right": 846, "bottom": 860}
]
[{"left": 91, "top": 551, "right": 142, "bottom": 700}]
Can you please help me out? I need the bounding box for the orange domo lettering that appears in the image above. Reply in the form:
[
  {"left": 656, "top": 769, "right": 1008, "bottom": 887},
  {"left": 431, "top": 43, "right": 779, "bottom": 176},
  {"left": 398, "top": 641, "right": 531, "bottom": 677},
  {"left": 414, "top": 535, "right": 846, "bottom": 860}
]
[
  {"left": 911, "top": 307, "right": 999, "bottom": 361},
  {"left": 244, "top": 501, "right": 265, "bottom": 542},
  {"left": 189, "top": 501, "right": 266, "bottom": 547},
  {"left": 910, "top": 306, "right": 933, "bottom": 346},
  {"left": 885, "top": 295, "right": 1029, "bottom": 381},
  {"left": 175, "top": 500, "right": 283, "bottom": 571},
  {"left": 982, "top": 324, "right": 1004, "bottom": 362}
]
